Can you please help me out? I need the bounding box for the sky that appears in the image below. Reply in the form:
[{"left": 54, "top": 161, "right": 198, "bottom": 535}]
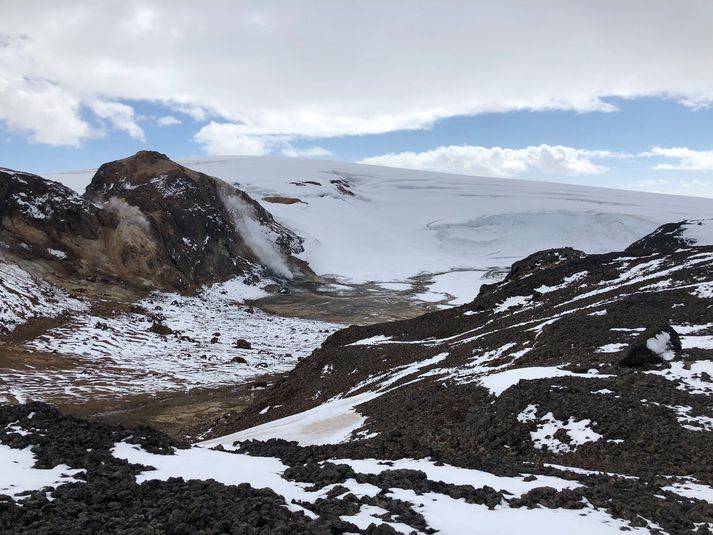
[{"left": 2, "top": 1, "right": 713, "bottom": 196}]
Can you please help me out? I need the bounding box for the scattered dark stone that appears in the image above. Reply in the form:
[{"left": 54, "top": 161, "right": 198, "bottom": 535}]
[
  {"left": 149, "top": 321, "right": 173, "bottom": 335},
  {"left": 234, "top": 339, "right": 252, "bottom": 349}
]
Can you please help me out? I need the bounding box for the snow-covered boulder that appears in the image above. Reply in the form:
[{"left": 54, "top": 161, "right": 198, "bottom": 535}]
[{"left": 620, "top": 325, "right": 683, "bottom": 367}]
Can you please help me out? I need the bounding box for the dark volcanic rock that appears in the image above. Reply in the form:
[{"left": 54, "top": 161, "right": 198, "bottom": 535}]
[
  {"left": 235, "top": 338, "right": 252, "bottom": 349},
  {"left": 504, "top": 247, "right": 586, "bottom": 283},
  {"left": 193, "top": 230, "right": 713, "bottom": 532},
  {"left": 620, "top": 325, "right": 683, "bottom": 367},
  {"left": 0, "top": 167, "right": 116, "bottom": 269},
  {"left": 0, "top": 403, "right": 335, "bottom": 535},
  {"left": 148, "top": 320, "right": 174, "bottom": 336},
  {"left": 626, "top": 218, "right": 713, "bottom": 254},
  {"left": 216, "top": 233, "right": 713, "bottom": 492}
]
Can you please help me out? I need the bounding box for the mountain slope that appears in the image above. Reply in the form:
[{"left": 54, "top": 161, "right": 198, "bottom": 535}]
[
  {"left": 208, "top": 222, "right": 713, "bottom": 486},
  {"left": 50, "top": 156, "right": 713, "bottom": 304},
  {"left": 0, "top": 152, "right": 333, "bottom": 416},
  {"left": 0, "top": 402, "right": 660, "bottom": 535}
]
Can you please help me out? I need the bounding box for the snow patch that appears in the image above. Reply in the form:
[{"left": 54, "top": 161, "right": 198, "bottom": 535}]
[
  {"left": 646, "top": 360, "right": 713, "bottom": 395},
  {"left": 669, "top": 405, "right": 713, "bottom": 432},
  {"left": 678, "top": 219, "right": 713, "bottom": 247},
  {"left": 495, "top": 295, "right": 533, "bottom": 314},
  {"left": 535, "top": 271, "right": 587, "bottom": 294},
  {"left": 200, "top": 391, "right": 378, "bottom": 447},
  {"left": 335, "top": 457, "right": 581, "bottom": 494},
  {"left": 646, "top": 331, "right": 676, "bottom": 361},
  {"left": 478, "top": 366, "right": 610, "bottom": 397},
  {"left": 386, "top": 487, "right": 650, "bottom": 535},
  {"left": 0, "top": 262, "right": 87, "bottom": 334},
  {"left": 349, "top": 335, "right": 394, "bottom": 346},
  {"left": 47, "top": 248, "right": 67, "bottom": 259},
  {"left": 420, "top": 270, "right": 502, "bottom": 306},
  {"left": 664, "top": 479, "right": 713, "bottom": 503},
  {"left": 16, "top": 279, "right": 338, "bottom": 402},
  {"left": 518, "top": 405, "right": 603, "bottom": 453},
  {"left": 0, "top": 444, "right": 83, "bottom": 500},
  {"left": 595, "top": 343, "right": 628, "bottom": 353}
]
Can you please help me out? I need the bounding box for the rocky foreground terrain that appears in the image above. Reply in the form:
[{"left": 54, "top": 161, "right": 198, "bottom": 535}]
[
  {"left": 1, "top": 218, "right": 712, "bottom": 533},
  {"left": 2, "top": 151, "right": 713, "bottom": 533},
  {"left": 201, "top": 219, "right": 713, "bottom": 533}
]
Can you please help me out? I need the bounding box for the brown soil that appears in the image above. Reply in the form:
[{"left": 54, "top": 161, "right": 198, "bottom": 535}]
[
  {"left": 262, "top": 196, "right": 305, "bottom": 205},
  {"left": 255, "top": 274, "right": 457, "bottom": 325},
  {"left": 55, "top": 377, "right": 281, "bottom": 441}
]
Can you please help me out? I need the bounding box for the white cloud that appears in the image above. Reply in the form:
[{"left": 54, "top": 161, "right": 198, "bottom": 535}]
[
  {"left": 1, "top": 2, "right": 713, "bottom": 146},
  {"left": 641, "top": 146, "right": 713, "bottom": 170},
  {"left": 157, "top": 115, "right": 181, "bottom": 127},
  {"left": 193, "top": 122, "right": 272, "bottom": 155},
  {"left": 166, "top": 102, "right": 209, "bottom": 121},
  {"left": 622, "top": 177, "right": 713, "bottom": 197},
  {"left": 281, "top": 146, "right": 332, "bottom": 158},
  {"left": 0, "top": 73, "right": 93, "bottom": 146},
  {"left": 361, "top": 144, "right": 618, "bottom": 177},
  {"left": 89, "top": 99, "right": 145, "bottom": 142}
]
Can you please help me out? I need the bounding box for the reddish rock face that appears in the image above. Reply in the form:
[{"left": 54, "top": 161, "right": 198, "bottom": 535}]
[{"left": 0, "top": 152, "right": 309, "bottom": 292}]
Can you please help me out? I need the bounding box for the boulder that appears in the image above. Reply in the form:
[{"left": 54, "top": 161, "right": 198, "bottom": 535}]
[
  {"left": 620, "top": 325, "right": 683, "bottom": 367},
  {"left": 234, "top": 339, "right": 252, "bottom": 349}
]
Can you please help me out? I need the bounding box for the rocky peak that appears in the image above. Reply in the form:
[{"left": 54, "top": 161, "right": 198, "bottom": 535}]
[
  {"left": 85, "top": 150, "right": 201, "bottom": 198},
  {"left": 82, "top": 151, "right": 307, "bottom": 289},
  {"left": 626, "top": 218, "right": 713, "bottom": 254}
]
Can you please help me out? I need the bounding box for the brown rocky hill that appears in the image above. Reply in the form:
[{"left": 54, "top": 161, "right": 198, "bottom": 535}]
[{"left": 0, "top": 152, "right": 309, "bottom": 293}]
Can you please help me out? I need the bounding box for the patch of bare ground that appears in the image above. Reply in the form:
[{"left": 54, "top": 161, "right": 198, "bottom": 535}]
[
  {"left": 262, "top": 195, "right": 305, "bottom": 205},
  {"left": 55, "top": 375, "right": 282, "bottom": 441},
  {"left": 255, "top": 278, "right": 441, "bottom": 325}
]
